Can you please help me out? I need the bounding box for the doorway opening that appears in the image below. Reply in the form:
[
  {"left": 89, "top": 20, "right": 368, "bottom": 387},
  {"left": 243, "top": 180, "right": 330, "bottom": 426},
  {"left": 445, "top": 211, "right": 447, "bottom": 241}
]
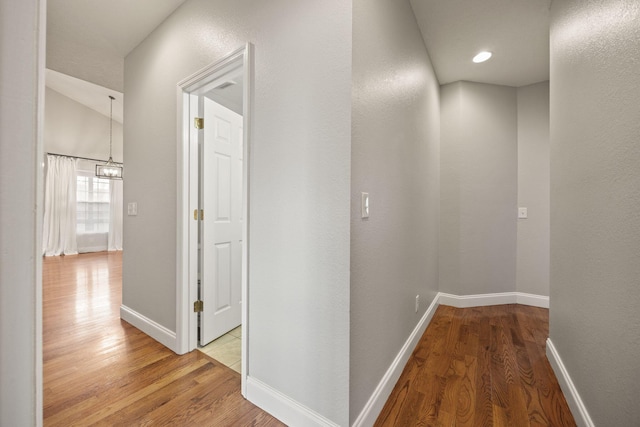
[{"left": 176, "top": 44, "right": 253, "bottom": 396}]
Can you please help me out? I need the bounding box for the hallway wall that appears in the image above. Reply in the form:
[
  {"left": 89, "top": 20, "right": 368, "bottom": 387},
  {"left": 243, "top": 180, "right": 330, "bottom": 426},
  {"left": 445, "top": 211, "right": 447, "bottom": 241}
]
[
  {"left": 440, "top": 81, "right": 518, "bottom": 295},
  {"left": 440, "top": 81, "right": 550, "bottom": 298},
  {"left": 350, "top": 0, "right": 440, "bottom": 422},
  {"left": 549, "top": 1, "right": 640, "bottom": 425},
  {"left": 123, "top": 0, "right": 351, "bottom": 424},
  {"left": 516, "top": 81, "right": 550, "bottom": 296},
  {"left": 0, "top": 0, "right": 44, "bottom": 424}
]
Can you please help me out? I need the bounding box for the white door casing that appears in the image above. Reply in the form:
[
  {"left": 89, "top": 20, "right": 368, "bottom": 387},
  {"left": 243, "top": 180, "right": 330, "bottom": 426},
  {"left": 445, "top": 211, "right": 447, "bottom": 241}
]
[
  {"left": 176, "top": 43, "right": 252, "bottom": 397},
  {"left": 200, "top": 98, "right": 243, "bottom": 345}
]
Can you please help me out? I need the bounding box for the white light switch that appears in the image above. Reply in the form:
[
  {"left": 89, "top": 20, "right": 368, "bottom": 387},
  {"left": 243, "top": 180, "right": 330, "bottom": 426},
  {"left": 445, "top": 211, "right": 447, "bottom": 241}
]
[
  {"left": 361, "top": 192, "right": 369, "bottom": 219},
  {"left": 128, "top": 202, "right": 138, "bottom": 216},
  {"left": 518, "top": 207, "right": 528, "bottom": 219}
]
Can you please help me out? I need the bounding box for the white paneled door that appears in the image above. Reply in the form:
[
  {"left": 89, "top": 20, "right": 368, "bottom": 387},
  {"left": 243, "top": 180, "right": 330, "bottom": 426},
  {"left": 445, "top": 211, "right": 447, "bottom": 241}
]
[{"left": 200, "top": 98, "right": 243, "bottom": 345}]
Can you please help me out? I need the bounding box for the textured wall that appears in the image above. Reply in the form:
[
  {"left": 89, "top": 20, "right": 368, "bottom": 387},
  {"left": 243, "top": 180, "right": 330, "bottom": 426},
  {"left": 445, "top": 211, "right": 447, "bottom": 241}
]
[
  {"left": 550, "top": 0, "right": 640, "bottom": 425},
  {"left": 440, "top": 81, "right": 517, "bottom": 295},
  {"left": 0, "top": 0, "right": 44, "bottom": 424},
  {"left": 350, "top": 0, "right": 440, "bottom": 422},
  {"left": 516, "top": 82, "right": 550, "bottom": 296},
  {"left": 44, "top": 87, "right": 123, "bottom": 162},
  {"left": 124, "top": 0, "right": 351, "bottom": 424}
]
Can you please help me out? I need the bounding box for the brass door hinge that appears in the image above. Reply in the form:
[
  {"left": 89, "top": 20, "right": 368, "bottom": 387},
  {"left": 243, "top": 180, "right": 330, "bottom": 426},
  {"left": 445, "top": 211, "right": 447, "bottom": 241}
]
[
  {"left": 193, "top": 209, "right": 204, "bottom": 220},
  {"left": 194, "top": 300, "right": 204, "bottom": 313},
  {"left": 194, "top": 117, "right": 204, "bottom": 129}
]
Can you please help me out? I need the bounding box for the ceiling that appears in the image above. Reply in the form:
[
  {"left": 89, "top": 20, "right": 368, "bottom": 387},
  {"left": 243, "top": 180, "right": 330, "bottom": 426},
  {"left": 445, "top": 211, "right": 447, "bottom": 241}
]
[
  {"left": 46, "top": 0, "right": 187, "bottom": 120},
  {"left": 47, "top": 0, "right": 188, "bottom": 91},
  {"left": 47, "top": 0, "right": 188, "bottom": 59},
  {"left": 46, "top": 70, "right": 124, "bottom": 124},
  {"left": 409, "top": 0, "right": 551, "bottom": 87},
  {"left": 205, "top": 77, "right": 245, "bottom": 116},
  {"left": 46, "top": 0, "right": 550, "bottom": 114}
]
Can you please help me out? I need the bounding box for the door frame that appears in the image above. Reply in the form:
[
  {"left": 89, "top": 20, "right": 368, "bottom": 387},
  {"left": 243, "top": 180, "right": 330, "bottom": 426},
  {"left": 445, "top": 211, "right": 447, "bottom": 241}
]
[{"left": 175, "top": 43, "right": 253, "bottom": 396}]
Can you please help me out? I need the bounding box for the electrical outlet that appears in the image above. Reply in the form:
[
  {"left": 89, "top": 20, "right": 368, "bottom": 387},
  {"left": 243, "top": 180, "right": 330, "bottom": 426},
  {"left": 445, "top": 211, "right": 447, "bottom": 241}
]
[
  {"left": 518, "top": 207, "right": 528, "bottom": 219},
  {"left": 415, "top": 295, "right": 420, "bottom": 313}
]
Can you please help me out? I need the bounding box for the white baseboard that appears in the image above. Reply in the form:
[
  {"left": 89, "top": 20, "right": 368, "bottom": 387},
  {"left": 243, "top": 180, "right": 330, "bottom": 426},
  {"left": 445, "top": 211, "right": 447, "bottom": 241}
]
[
  {"left": 352, "top": 294, "right": 440, "bottom": 427},
  {"left": 546, "top": 339, "right": 594, "bottom": 427},
  {"left": 438, "top": 291, "right": 549, "bottom": 309},
  {"left": 516, "top": 292, "right": 549, "bottom": 308},
  {"left": 78, "top": 246, "right": 108, "bottom": 254},
  {"left": 246, "top": 376, "right": 340, "bottom": 427},
  {"left": 438, "top": 291, "right": 517, "bottom": 308},
  {"left": 120, "top": 305, "right": 177, "bottom": 352}
]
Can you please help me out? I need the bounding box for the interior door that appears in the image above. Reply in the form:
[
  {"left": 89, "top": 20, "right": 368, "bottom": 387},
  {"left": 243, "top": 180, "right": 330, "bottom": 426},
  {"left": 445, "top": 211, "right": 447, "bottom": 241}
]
[{"left": 200, "top": 97, "right": 243, "bottom": 345}]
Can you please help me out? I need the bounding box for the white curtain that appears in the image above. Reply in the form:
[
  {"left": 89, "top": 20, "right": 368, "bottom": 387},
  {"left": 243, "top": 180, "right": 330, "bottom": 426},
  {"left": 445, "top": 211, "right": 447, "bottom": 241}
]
[
  {"left": 42, "top": 155, "right": 79, "bottom": 256},
  {"left": 108, "top": 179, "right": 123, "bottom": 251}
]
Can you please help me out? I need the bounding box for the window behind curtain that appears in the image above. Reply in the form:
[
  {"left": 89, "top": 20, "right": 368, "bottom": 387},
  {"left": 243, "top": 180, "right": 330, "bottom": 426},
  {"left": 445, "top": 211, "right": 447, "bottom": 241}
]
[{"left": 76, "top": 171, "right": 110, "bottom": 234}]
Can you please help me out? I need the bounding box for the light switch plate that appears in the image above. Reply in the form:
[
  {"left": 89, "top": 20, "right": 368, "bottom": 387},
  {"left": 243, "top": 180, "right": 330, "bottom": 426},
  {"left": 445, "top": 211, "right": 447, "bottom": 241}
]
[
  {"left": 128, "top": 202, "right": 138, "bottom": 216},
  {"left": 361, "top": 192, "right": 369, "bottom": 219},
  {"left": 518, "top": 207, "right": 528, "bottom": 219}
]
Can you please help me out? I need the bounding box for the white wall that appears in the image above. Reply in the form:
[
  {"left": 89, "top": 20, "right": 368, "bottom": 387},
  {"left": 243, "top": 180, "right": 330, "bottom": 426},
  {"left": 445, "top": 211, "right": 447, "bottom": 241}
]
[
  {"left": 350, "top": 0, "right": 440, "bottom": 422},
  {"left": 440, "top": 81, "right": 518, "bottom": 295},
  {"left": 44, "top": 87, "right": 123, "bottom": 162},
  {"left": 123, "top": 0, "right": 351, "bottom": 424},
  {"left": 550, "top": 1, "right": 640, "bottom": 425},
  {"left": 0, "top": 0, "right": 44, "bottom": 425},
  {"left": 516, "top": 82, "right": 550, "bottom": 296}
]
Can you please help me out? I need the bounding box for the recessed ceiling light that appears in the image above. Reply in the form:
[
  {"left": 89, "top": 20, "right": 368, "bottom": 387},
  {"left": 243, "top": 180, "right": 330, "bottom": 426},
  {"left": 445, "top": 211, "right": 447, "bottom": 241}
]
[{"left": 472, "top": 51, "right": 492, "bottom": 63}]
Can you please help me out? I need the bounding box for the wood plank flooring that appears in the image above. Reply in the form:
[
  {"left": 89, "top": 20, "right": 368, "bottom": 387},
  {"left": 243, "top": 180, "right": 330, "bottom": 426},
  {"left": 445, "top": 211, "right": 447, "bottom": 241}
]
[
  {"left": 43, "top": 252, "right": 284, "bottom": 426},
  {"left": 375, "top": 304, "right": 577, "bottom": 426},
  {"left": 44, "top": 252, "right": 576, "bottom": 426}
]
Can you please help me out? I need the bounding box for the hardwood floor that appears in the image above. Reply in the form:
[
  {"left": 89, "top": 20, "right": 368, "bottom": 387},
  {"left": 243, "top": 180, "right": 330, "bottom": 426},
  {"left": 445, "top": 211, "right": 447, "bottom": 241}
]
[
  {"left": 375, "top": 304, "right": 577, "bottom": 426},
  {"left": 43, "top": 252, "right": 284, "bottom": 426},
  {"left": 45, "top": 253, "right": 575, "bottom": 426}
]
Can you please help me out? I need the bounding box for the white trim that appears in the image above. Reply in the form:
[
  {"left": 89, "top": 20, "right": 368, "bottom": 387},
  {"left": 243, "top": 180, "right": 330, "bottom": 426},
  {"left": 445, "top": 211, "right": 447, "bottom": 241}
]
[
  {"left": 36, "top": 1, "right": 47, "bottom": 422},
  {"left": 546, "top": 339, "right": 594, "bottom": 427},
  {"left": 175, "top": 43, "right": 253, "bottom": 393},
  {"left": 120, "top": 305, "right": 177, "bottom": 352},
  {"left": 438, "top": 291, "right": 549, "bottom": 309},
  {"left": 352, "top": 294, "right": 440, "bottom": 427},
  {"left": 174, "top": 85, "right": 191, "bottom": 355},
  {"left": 78, "top": 246, "right": 109, "bottom": 254},
  {"left": 516, "top": 292, "right": 549, "bottom": 308},
  {"left": 240, "top": 43, "right": 254, "bottom": 397},
  {"left": 354, "top": 291, "right": 550, "bottom": 425},
  {"left": 246, "top": 377, "right": 340, "bottom": 427},
  {"left": 438, "top": 291, "right": 516, "bottom": 308}
]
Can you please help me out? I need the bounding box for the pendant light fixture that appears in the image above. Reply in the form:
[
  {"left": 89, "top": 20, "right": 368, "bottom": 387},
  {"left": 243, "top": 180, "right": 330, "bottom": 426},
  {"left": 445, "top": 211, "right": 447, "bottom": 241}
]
[{"left": 96, "top": 95, "right": 123, "bottom": 179}]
